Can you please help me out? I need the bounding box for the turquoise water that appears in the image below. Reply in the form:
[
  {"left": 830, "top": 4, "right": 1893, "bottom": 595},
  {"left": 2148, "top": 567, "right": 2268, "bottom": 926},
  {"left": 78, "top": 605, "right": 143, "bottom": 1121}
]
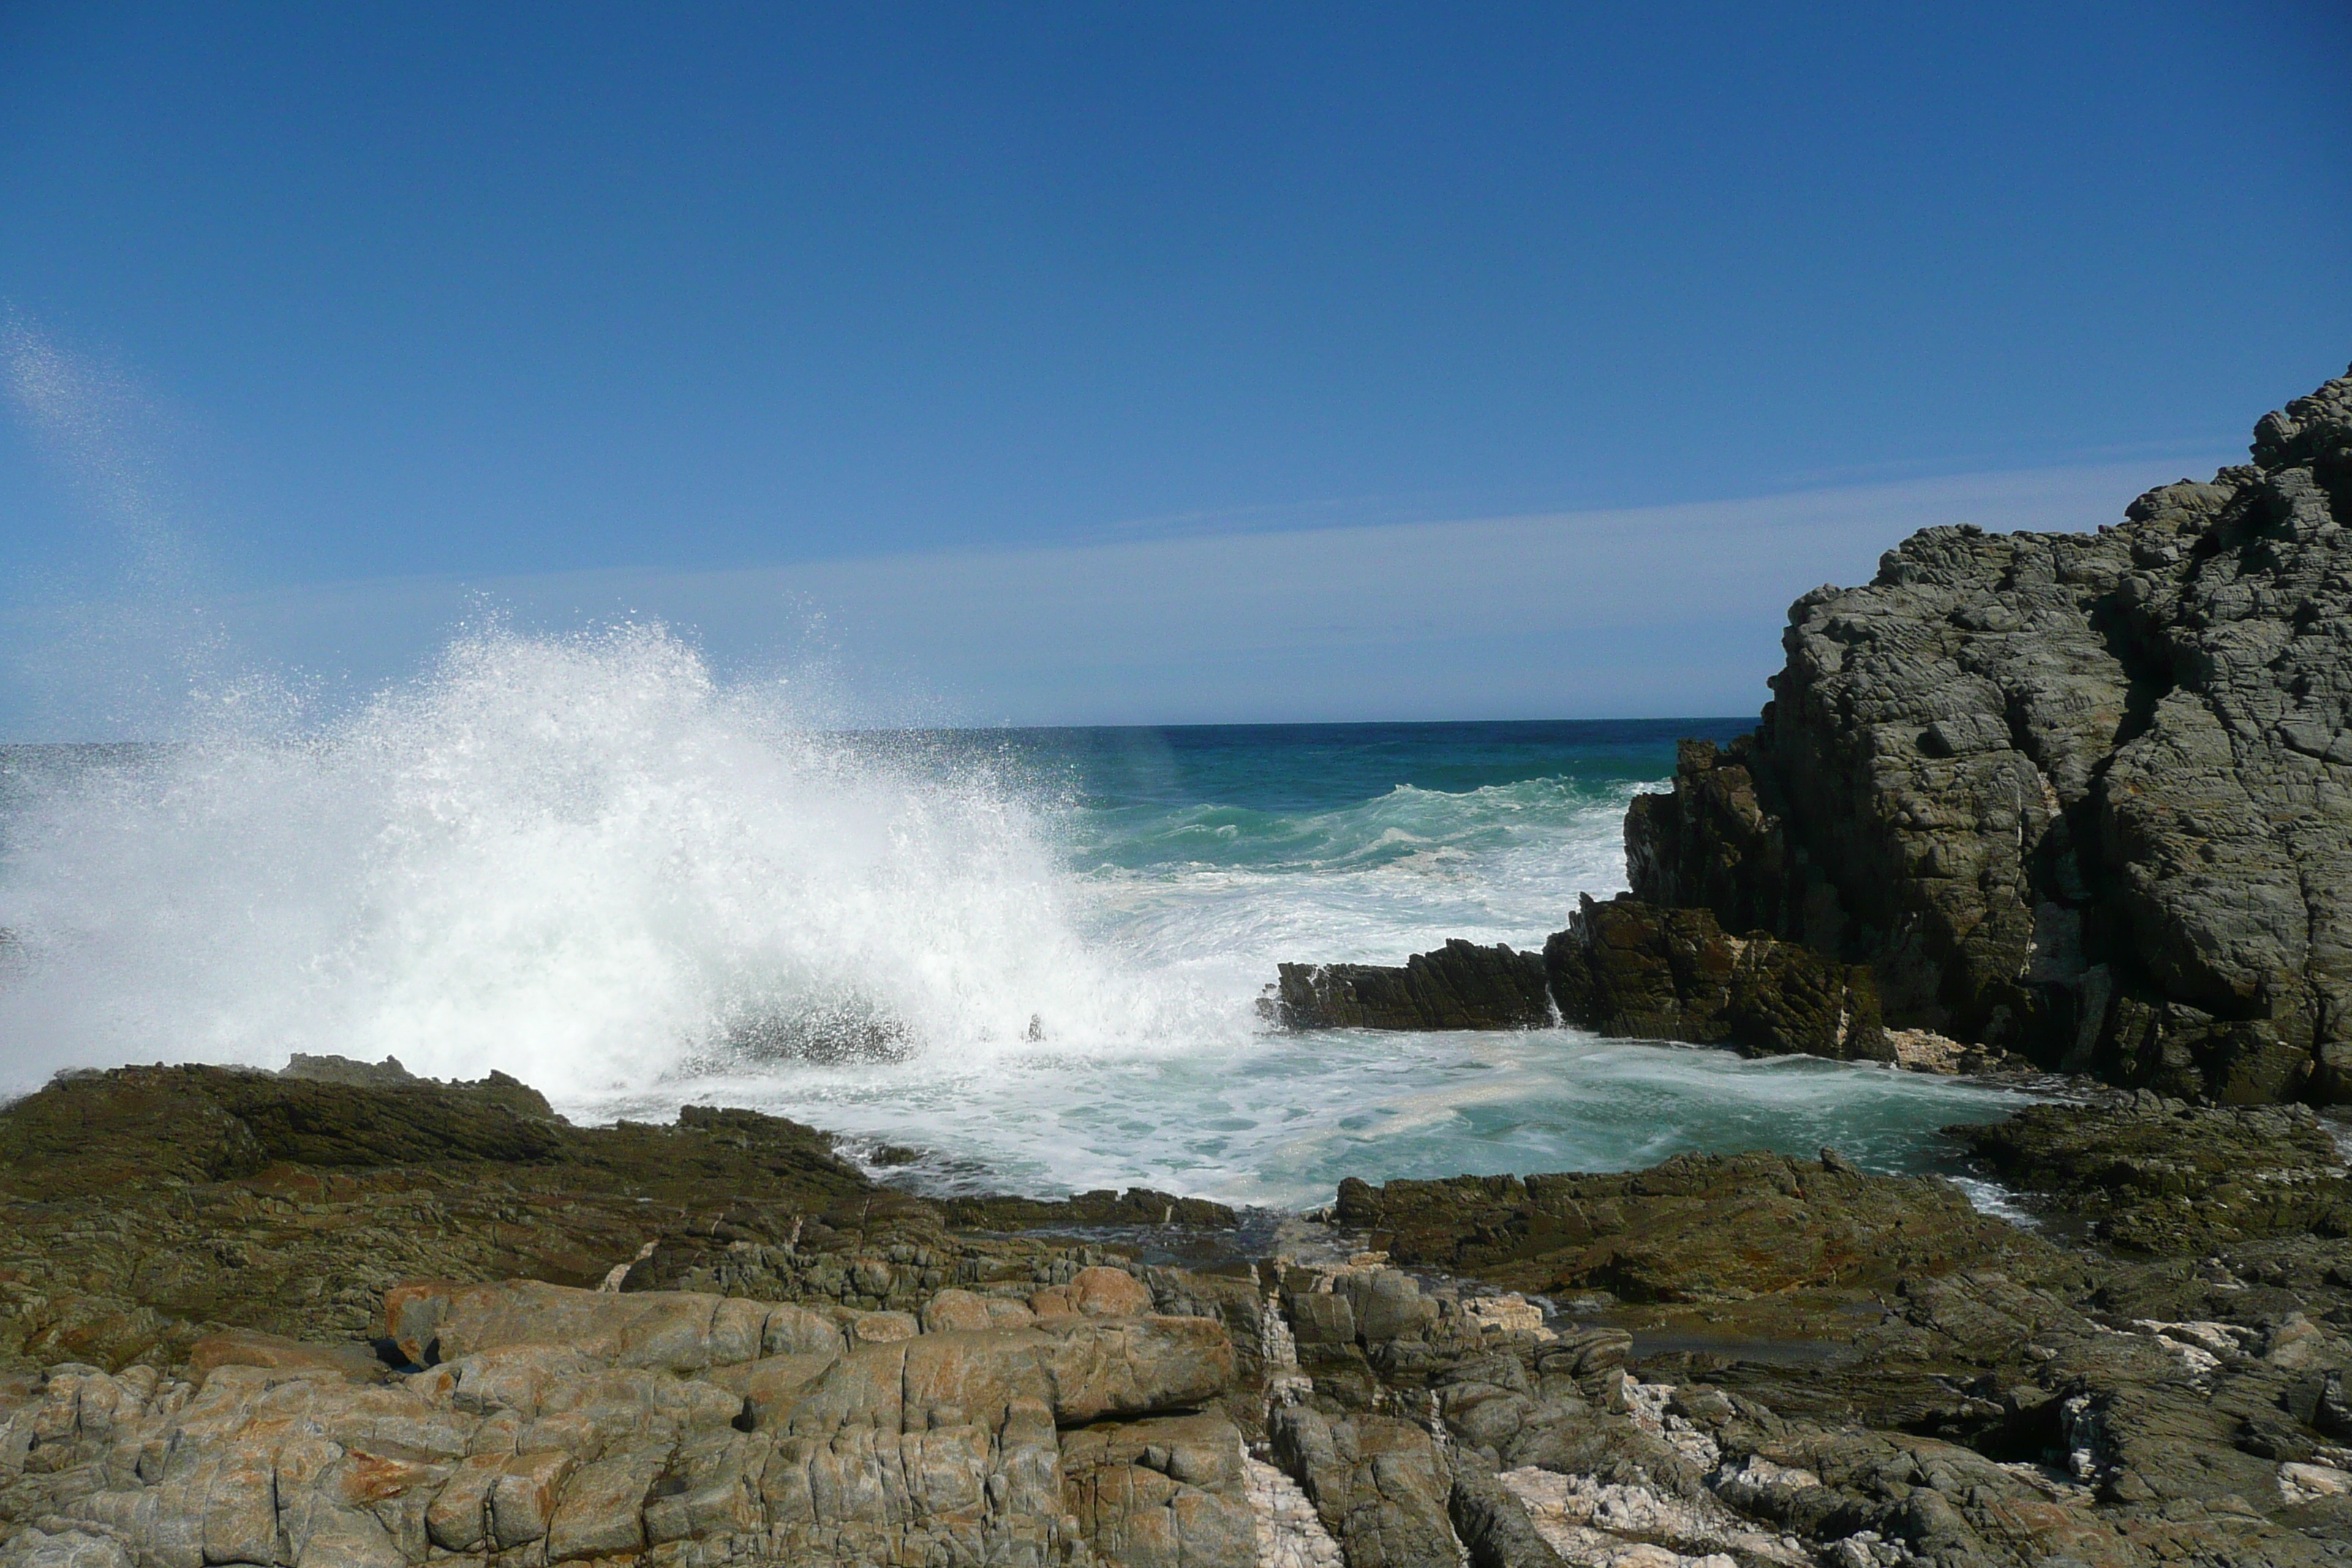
[{"left": 0, "top": 630, "right": 2040, "bottom": 1207}]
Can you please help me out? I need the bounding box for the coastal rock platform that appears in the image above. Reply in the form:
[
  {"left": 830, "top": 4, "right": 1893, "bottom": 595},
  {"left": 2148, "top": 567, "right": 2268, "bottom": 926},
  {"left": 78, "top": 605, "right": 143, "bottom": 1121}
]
[{"left": 5, "top": 1061, "right": 2352, "bottom": 1564}]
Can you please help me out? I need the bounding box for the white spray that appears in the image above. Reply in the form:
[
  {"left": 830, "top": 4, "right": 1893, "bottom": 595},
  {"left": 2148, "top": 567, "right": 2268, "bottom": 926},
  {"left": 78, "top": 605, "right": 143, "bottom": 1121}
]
[{"left": 0, "top": 622, "right": 1216, "bottom": 1098}]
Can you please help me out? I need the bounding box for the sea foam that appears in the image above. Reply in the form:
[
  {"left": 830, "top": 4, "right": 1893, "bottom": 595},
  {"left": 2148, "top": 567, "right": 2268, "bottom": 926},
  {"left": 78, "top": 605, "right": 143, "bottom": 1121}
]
[
  {"left": 0, "top": 624, "right": 1217, "bottom": 1098},
  {"left": 0, "top": 627, "right": 2039, "bottom": 1202}
]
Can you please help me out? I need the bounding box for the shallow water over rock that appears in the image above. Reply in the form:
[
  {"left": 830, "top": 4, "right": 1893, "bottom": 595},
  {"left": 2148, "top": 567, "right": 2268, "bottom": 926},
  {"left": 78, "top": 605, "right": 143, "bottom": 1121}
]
[{"left": 577, "top": 1028, "right": 2046, "bottom": 1211}]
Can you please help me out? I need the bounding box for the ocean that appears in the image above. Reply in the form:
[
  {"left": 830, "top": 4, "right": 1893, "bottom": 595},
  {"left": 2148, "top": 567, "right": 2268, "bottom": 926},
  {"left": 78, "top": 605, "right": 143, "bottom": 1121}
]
[{"left": 0, "top": 624, "right": 2038, "bottom": 1209}]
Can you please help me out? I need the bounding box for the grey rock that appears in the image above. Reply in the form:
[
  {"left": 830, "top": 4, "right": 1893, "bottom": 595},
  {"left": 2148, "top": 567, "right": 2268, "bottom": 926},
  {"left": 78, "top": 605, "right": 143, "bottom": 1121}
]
[
  {"left": 1544, "top": 892, "right": 1892, "bottom": 1060},
  {"left": 1271, "top": 940, "right": 1551, "bottom": 1030},
  {"left": 1447, "top": 1466, "right": 1567, "bottom": 1568},
  {"left": 1269, "top": 1405, "right": 1458, "bottom": 1568},
  {"left": 1627, "top": 366, "right": 2352, "bottom": 1102}
]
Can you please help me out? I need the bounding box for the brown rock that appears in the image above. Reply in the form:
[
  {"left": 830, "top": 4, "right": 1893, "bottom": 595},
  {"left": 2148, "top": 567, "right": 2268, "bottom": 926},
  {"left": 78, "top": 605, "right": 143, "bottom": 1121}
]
[
  {"left": 186, "top": 1329, "right": 384, "bottom": 1386},
  {"left": 425, "top": 1453, "right": 505, "bottom": 1551},
  {"left": 1030, "top": 1265, "right": 1154, "bottom": 1319},
  {"left": 385, "top": 1279, "right": 772, "bottom": 1371},
  {"left": 1063, "top": 1411, "right": 1256, "bottom": 1568},
  {"left": 918, "top": 1288, "right": 998, "bottom": 1334},
  {"left": 704, "top": 1352, "right": 836, "bottom": 1430},
  {"left": 488, "top": 1450, "right": 573, "bottom": 1548},
  {"left": 545, "top": 1450, "right": 665, "bottom": 1561},
  {"left": 845, "top": 1308, "right": 919, "bottom": 1343}
]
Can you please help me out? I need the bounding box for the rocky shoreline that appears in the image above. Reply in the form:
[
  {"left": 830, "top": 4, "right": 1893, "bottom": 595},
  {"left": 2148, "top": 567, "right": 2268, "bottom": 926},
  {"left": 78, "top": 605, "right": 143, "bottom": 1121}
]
[
  {"left": 4, "top": 1058, "right": 2352, "bottom": 1565},
  {"left": 11, "top": 364, "right": 2352, "bottom": 1565}
]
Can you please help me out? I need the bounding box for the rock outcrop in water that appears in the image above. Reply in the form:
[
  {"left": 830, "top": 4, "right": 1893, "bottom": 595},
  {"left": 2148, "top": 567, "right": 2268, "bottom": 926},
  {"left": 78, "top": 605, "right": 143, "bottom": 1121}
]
[
  {"left": 1271, "top": 940, "right": 1552, "bottom": 1033},
  {"left": 1627, "top": 366, "right": 2352, "bottom": 1103},
  {"left": 10, "top": 1061, "right": 2352, "bottom": 1563},
  {"left": 1270, "top": 365, "right": 2352, "bottom": 1102},
  {"left": 1542, "top": 894, "right": 1893, "bottom": 1062},
  {"left": 1272, "top": 899, "right": 1899, "bottom": 1063}
]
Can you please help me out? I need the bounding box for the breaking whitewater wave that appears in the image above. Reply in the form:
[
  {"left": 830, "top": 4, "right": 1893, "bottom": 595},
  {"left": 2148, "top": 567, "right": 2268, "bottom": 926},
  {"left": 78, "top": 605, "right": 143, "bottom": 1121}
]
[
  {"left": 0, "top": 627, "right": 2044, "bottom": 1200},
  {"left": 0, "top": 624, "right": 1221, "bottom": 1096},
  {"left": 1062, "top": 774, "right": 1642, "bottom": 979}
]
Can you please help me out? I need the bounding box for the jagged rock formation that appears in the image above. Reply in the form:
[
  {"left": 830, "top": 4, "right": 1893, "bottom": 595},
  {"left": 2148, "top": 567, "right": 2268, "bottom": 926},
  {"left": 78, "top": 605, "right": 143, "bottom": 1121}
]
[
  {"left": 1629, "top": 366, "right": 2352, "bottom": 1103},
  {"left": 1543, "top": 893, "right": 1890, "bottom": 1061},
  {"left": 1270, "top": 939, "right": 1552, "bottom": 1032}
]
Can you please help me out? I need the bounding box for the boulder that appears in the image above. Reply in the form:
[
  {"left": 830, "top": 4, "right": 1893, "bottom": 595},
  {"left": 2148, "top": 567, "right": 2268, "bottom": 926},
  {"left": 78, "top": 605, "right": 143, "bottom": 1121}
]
[
  {"left": 1269, "top": 1405, "right": 1458, "bottom": 1568},
  {"left": 919, "top": 1288, "right": 1034, "bottom": 1334},
  {"left": 1272, "top": 939, "right": 1552, "bottom": 1030},
  {"left": 1062, "top": 1411, "right": 1257, "bottom": 1568},
  {"left": 1544, "top": 893, "right": 1891, "bottom": 1060},
  {"left": 1030, "top": 1265, "right": 1155, "bottom": 1319}
]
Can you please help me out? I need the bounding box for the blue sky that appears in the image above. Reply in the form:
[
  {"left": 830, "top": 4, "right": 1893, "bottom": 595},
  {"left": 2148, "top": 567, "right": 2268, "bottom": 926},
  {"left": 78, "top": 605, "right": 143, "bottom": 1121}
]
[{"left": 3, "top": 1, "right": 2348, "bottom": 733}]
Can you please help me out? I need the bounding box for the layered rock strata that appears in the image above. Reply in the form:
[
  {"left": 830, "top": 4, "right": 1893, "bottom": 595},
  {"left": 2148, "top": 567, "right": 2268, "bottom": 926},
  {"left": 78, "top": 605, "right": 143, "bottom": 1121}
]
[
  {"left": 1629, "top": 368, "right": 2352, "bottom": 1103},
  {"left": 0, "top": 1274, "right": 1246, "bottom": 1568}
]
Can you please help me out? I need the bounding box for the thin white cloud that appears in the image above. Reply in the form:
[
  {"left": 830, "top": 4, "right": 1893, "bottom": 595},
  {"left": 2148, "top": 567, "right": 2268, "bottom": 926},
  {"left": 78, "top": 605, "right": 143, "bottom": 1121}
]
[{"left": 1, "top": 455, "right": 2233, "bottom": 735}]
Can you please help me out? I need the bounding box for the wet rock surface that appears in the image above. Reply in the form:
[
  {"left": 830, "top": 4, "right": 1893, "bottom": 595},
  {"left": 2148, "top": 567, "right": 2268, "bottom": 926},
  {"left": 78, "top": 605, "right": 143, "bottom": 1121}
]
[
  {"left": 1268, "top": 900, "right": 1902, "bottom": 1064},
  {"left": 1542, "top": 896, "right": 1891, "bottom": 1063},
  {"left": 10, "top": 1061, "right": 2352, "bottom": 1562},
  {"left": 1271, "top": 940, "right": 1553, "bottom": 1032},
  {"left": 1952, "top": 1092, "right": 2352, "bottom": 1254}
]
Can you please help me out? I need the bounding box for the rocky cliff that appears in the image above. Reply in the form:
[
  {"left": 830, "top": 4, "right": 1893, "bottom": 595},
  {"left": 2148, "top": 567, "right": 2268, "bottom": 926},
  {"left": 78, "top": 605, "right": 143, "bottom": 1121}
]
[{"left": 1629, "top": 365, "right": 2352, "bottom": 1104}]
